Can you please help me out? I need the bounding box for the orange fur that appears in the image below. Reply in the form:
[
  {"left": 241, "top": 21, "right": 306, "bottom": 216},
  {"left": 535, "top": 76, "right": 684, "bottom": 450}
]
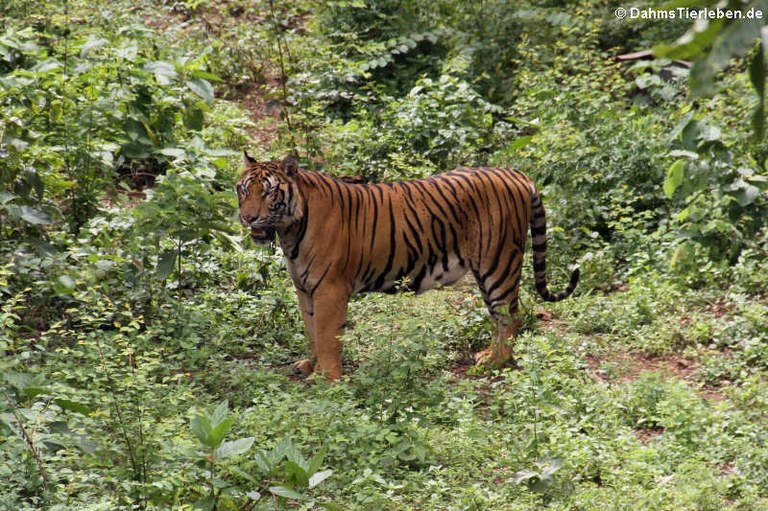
[{"left": 237, "top": 155, "right": 579, "bottom": 379}]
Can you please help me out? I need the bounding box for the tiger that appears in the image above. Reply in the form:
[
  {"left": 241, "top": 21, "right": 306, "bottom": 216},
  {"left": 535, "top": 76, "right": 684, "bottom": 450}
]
[{"left": 236, "top": 153, "right": 579, "bottom": 380}]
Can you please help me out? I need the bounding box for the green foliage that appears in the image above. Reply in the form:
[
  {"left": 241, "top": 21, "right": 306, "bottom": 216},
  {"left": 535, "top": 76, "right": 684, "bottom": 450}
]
[
  {"left": 654, "top": 0, "right": 768, "bottom": 136},
  {"left": 663, "top": 109, "right": 768, "bottom": 266},
  {"left": 185, "top": 400, "right": 337, "bottom": 510},
  {"left": 133, "top": 161, "right": 240, "bottom": 290},
  {"left": 0, "top": 1, "right": 224, "bottom": 237}
]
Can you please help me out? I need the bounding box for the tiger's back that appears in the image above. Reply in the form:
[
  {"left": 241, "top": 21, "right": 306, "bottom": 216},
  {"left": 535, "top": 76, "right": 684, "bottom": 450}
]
[{"left": 291, "top": 168, "right": 533, "bottom": 299}]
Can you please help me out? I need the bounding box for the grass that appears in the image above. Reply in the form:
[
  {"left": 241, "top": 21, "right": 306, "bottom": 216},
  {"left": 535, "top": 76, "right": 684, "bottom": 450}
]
[
  {"left": 4, "top": 220, "right": 767, "bottom": 511},
  {"left": 162, "top": 266, "right": 768, "bottom": 510}
]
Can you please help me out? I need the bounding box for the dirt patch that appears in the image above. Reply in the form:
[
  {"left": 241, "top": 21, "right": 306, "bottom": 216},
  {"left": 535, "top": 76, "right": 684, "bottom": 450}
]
[
  {"left": 635, "top": 427, "right": 664, "bottom": 444},
  {"left": 138, "top": 2, "right": 291, "bottom": 153},
  {"left": 450, "top": 360, "right": 475, "bottom": 380},
  {"left": 238, "top": 82, "right": 284, "bottom": 149},
  {"left": 587, "top": 350, "right": 727, "bottom": 402},
  {"left": 535, "top": 308, "right": 570, "bottom": 336},
  {"left": 699, "top": 387, "right": 726, "bottom": 402},
  {"left": 587, "top": 351, "right": 697, "bottom": 384},
  {"left": 706, "top": 300, "right": 735, "bottom": 319}
]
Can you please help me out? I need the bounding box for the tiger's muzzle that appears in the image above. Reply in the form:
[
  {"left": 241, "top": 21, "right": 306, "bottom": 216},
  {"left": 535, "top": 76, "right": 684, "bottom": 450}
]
[
  {"left": 249, "top": 226, "right": 276, "bottom": 244},
  {"left": 240, "top": 215, "right": 277, "bottom": 244}
]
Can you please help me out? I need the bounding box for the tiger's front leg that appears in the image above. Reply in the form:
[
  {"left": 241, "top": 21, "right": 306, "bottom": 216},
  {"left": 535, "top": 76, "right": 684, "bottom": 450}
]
[
  {"left": 310, "top": 283, "right": 350, "bottom": 381},
  {"left": 293, "top": 290, "right": 316, "bottom": 376}
]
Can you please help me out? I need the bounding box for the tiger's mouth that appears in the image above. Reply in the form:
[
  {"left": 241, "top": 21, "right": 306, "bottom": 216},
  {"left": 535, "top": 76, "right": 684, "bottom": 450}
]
[{"left": 250, "top": 226, "right": 276, "bottom": 244}]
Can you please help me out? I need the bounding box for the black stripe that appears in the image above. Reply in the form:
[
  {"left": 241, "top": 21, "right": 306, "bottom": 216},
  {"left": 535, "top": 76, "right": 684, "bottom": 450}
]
[
  {"left": 368, "top": 186, "right": 379, "bottom": 253},
  {"left": 484, "top": 252, "right": 522, "bottom": 297},
  {"left": 403, "top": 211, "right": 424, "bottom": 255},
  {"left": 372, "top": 197, "right": 398, "bottom": 290},
  {"left": 430, "top": 177, "right": 463, "bottom": 223},
  {"left": 309, "top": 263, "right": 332, "bottom": 297},
  {"left": 410, "top": 263, "right": 429, "bottom": 292}
]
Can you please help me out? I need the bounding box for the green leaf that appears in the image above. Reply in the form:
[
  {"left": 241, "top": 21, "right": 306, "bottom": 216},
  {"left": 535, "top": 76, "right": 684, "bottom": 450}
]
[
  {"left": 245, "top": 490, "right": 261, "bottom": 501},
  {"left": 733, "top": 182, "right": 761, "bottom": 206},
  {"left": 0, "top": 192, "right": 15, "bottom": 204},
  {"left": 192, "top": 495, "right": 215, "bottom": 511},
  {"left": 211, "top": 400, "right": 229, "bottom": 426},
  {"left": 19, "top": 206, "right": 51, "bottom": 225},
  {"left": 254, "top": 450, "right": 275, "bottom": 474},
  {"left": 191, "top": 70, "right": 223, "bottom": 82},
  {"left": 80, "top": 36, "right": 107, "bottom": 58},
  {"left": 653, "top": 19, "right": 724, "bottom": 61},
  {"left": 145, "top": 61, "right": 178, "bottom": 84},
  {"left": 510, "top": 468, "right": 539, "bottom": 485},
  {"left": 538, "top": 457, "right": 564, "bottom": 479},
  {"left": 156, "top": 249, "right": 177, "bottom": 281},
  {"left": 636, "top": 74, "right": 662, "bottom": 89},
  {"left": 53, "top": 398, "right": 91, "bottom": 415},
  {"left": 212, "top": 231, "right": 243, "bottom": 252},
  {"left": 26, "top": 168, "right": 45, "bottom": 201},
  {"left": 268, "top": 486, "right": 306, "bottom": 501},
  {"left": 190, "top": 414, "right": 212, "bottom": 446},
  {"left": 53, "top": 275, "right": 76, "bottom": 295},
  {"left": 669, "top": 110, "right": 694, "bottom": 141},
  {"left": 184, "top": 107, "right": 204, "bottom": 131},
  {"left": 229, "top": 467, "right": 260, "bottom": 485},
  {"left": 156, "top": 147, "right": 187, "bottom": 158},
  {"left": 763, "top": 23, "right": 768, "bottom": 62},
  {"left": 186, "top": 78, "right": 215, "bottom": 102},
  {"left": 207, "top": 417, "right": 233, "bottom": 449},
  {"left": 215, "top": 437, "right": 255, "bottom": 460},
  {"left": 507, "top": 135, "right": 533, "bottom": 153},
  {"left": 22, "top": 387, "right": 47, "bottom": 398},
  {"left": 283, "top": 440, "right": 308, "bottom": 469},
  {"left": 664, "top": 159, "right": 686, "bottom": 198},
  {"left": 690, "top": 4, "right": 766, "bottom": 97},
  {"left": 308, "top": 469, "right": 333, "bottom": 489},
  {"left": 284, "top": 461, "right": 310, "bottom": 488},
  {"left": 308, "top": 448, "right": 327, "bottom": 477},
  {"left": 31, "top": 59, "right": 62, "bottom": 73},
  {"left": 681, "top": 120, "right": 703, "bottom": 151}
]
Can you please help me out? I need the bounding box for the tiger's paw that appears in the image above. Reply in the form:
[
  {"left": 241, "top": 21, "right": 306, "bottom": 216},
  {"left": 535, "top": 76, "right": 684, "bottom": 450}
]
[
  {"left": 312, "top": 363, "right": 342, "bottom": 381},
  {"left": 474, "top": 349, "right": 494, "bottom": 367},
  {"left": 474, "top": 349, "right": 515, "bottom": 369},
  {"left": 292, "top": 359, "right": 314, "bottom": 376}
]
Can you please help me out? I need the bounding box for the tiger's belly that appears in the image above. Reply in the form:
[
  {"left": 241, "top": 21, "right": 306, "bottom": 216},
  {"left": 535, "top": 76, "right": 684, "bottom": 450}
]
[
  {"left": 354, "top": 255, "right": 468, "bottom": 295},
  {"left": 415, "top": 255, "right": 468, "bottom": 294}
]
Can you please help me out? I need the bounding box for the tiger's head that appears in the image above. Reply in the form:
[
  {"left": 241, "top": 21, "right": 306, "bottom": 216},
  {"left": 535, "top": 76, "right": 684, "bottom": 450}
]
[{"left": 236, "top": 153, "right": 303, "bottom": 244}]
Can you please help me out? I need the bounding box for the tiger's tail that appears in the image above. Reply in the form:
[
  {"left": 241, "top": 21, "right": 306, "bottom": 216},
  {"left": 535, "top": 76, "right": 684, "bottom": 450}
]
[{"left": 529, "top": 188, "right": 580, "bottom": 302}]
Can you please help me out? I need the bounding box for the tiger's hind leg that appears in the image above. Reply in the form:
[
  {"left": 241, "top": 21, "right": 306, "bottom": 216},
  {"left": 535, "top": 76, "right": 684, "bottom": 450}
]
[
  {"left": 472, "top": 252, "right": 524, "bottom": 368},
  {"left": 474, "top": 312, "right": 520, "bottom": 368}
]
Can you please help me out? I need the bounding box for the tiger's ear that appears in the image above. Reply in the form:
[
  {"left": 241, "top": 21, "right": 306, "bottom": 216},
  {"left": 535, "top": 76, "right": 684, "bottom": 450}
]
[
  {"left": 281, "top": 156, "right": 300, "bottom": 178},
  {"left": 243, "top": 150, "right": 257, "bottom": 166}
]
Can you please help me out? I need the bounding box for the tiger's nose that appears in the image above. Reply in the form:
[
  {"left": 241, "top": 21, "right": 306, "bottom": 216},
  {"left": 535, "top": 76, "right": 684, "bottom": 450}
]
[{"left": 241, "top": 214, "right": 258, "bottom": 225}]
